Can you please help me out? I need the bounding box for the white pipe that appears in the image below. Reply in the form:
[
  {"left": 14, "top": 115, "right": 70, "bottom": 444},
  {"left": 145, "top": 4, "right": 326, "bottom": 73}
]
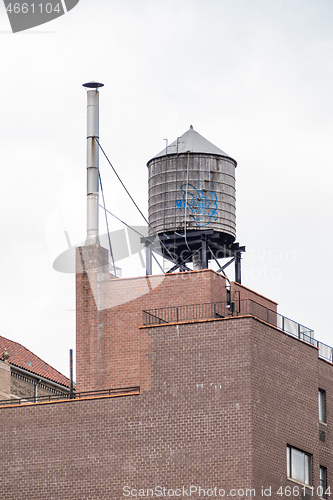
[{"left": 85, "top": 88, "right": 100, "bottom": 245}]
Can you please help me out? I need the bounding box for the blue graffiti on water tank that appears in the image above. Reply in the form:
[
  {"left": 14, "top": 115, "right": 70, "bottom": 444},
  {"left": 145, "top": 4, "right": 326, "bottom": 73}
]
[{"left": 176, "top": 182, "right": 218, "bottom": 227}]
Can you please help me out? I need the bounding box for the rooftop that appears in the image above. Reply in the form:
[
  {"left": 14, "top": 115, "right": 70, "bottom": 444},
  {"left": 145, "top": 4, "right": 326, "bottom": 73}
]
[{"left": 0, "top": 335, "right": 70, "bottom": 387}]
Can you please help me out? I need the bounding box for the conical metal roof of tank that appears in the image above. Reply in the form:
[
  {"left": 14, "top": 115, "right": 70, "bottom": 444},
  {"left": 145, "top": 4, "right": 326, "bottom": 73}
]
[{"left": 149, "top": 125, "right": 237, "bottom": 165}]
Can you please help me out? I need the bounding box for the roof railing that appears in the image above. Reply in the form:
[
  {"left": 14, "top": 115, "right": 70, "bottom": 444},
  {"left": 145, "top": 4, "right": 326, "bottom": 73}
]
[
  {"left": 143, "top": 299, "right": 333, "bottom": 363},
  {"left": 0, "top": 386, "right": 140, "bottom": 407}
]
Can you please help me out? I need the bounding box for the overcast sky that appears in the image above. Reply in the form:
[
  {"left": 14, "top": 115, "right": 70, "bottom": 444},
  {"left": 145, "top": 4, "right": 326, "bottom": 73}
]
[{"left": 0, "top": 0, "right": 332, "bottom": 378}]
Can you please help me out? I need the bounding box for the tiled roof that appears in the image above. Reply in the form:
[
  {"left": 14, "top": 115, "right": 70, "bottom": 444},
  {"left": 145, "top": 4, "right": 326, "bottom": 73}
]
[{"left": 0, "top": 335, "right": 70, "bottom": 388}]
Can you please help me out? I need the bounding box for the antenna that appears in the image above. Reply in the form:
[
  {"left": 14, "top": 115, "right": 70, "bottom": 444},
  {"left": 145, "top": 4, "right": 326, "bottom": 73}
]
[{"left": 82, "top": 81, "right": 104, "bottom": 245}]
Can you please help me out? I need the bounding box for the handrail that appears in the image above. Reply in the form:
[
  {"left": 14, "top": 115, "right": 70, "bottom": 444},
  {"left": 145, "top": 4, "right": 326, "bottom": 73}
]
[
  {"left": 143, "top": 300, "right": 333, "bottom": 363},
  {"left": 0, "top": 386, "right": 140, "bottom": 407}
]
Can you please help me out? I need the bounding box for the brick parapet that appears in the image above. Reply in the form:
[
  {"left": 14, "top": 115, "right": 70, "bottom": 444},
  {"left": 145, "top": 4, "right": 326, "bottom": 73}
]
[{"left": 230, "top": 281, "right": 278, "bottom": 311}]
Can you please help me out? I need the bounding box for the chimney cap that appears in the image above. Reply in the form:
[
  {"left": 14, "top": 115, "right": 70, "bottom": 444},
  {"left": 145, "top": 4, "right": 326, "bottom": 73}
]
[{"left": 82, "top": 81, "right": 104, "bottom": 89}]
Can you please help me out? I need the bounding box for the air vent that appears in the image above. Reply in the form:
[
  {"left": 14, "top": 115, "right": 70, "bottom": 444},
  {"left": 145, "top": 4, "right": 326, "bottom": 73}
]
[{"left": 319, "top": 429, "right": 326, "bottom": 442}]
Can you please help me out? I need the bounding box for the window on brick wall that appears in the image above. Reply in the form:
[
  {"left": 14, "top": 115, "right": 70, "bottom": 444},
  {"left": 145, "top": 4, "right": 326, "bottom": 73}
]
[
  {"left": 320, "top": 467, "right": 327, "bottom": 499},
  {"left": 319, "top": 389, "right": 326, "bottom": 423},
  {"left": 287, "top": 446, "right": 311, "bottom": 485}
]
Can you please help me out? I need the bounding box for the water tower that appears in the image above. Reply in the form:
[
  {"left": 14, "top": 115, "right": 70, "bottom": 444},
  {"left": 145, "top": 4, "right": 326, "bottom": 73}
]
[{"left": 146, "top": 126, "right": 245, "bottom": 281}]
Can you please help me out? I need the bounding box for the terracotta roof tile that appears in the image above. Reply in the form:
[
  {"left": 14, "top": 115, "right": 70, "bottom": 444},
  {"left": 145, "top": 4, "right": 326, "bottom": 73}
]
[{"left": 0, "top": 335, "right": 70, "bottom": 388}]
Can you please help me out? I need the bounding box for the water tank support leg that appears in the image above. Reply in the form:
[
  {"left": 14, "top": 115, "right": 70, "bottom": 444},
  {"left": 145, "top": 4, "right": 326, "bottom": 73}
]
[
  {"left": 145, "top": 242, "right": 153, "bottom": 276},
  {"left": 201, "top": 236, "right": 208, "bottom": 269},
  {"left": 235, "top": 251, "right": 242, "bottom": 284}
]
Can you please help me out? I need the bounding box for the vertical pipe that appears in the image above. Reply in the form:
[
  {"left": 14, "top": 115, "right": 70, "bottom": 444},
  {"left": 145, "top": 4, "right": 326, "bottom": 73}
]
[
  {"left": 145, "top": 240, "right": 152, "bottom": 276},
  {"left": 86, "top": 90, "right": 100, "bottom": 245},
  {"left": 193, "top": 251, "right": 202, "bottom": 270},
  {"left": 83, "top": 81, "right": 104, "bottom": 246},
  {"left": 201, "top": 237, "right": 208, "bottom": 269},
  {"left": 34, "top": 380, "right": 40, "bottom": 403}
]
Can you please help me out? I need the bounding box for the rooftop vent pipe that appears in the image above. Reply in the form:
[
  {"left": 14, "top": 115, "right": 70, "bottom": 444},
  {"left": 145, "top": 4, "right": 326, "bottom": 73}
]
[{"left": 82, "top": 81, "right": 104, "bottom": 245}]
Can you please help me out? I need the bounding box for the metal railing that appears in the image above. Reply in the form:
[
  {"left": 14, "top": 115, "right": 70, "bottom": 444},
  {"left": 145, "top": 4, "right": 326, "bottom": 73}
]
[
  {"left": 143, "top": 299, "right": 333, "bottom": 363},
  {"left": 0, "top": 386, "right": 140, "bottom": 407}
]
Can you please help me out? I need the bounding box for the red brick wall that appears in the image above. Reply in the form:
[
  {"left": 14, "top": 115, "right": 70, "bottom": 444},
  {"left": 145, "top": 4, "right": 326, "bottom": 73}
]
[
  {"left": 230, "top": 282, "right": 277, "bottom": 311},
  {"left": 2, "top": 316, "right": 332, "bottom": 500},
  {"left": 230, "top": 282, "right": 278, "bottom": 324},
  {"left": 76, "top": 245, "right": 280, "bottom": 394},
  {"left": 250, "top": 319, "right": 321, "bottom": 497},
  {"left": 2, "top": 316, "right": 254, "bottom": 500},
  {"left": 76, "top": 245, "right": 230, "bottom": 392}
]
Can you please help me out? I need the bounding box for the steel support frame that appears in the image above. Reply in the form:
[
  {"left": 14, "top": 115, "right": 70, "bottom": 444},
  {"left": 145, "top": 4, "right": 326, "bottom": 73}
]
[{"left": 143, "top": 230, "right": 245, "bottom": 283}]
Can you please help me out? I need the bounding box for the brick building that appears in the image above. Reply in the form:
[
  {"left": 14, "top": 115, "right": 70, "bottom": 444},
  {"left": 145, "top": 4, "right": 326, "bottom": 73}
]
[
  {"left": 1, "top": 247, "right": 332, "bottom": 500},
  {"left": 1, "top": 124, "right": 332, "bottom": 499}
]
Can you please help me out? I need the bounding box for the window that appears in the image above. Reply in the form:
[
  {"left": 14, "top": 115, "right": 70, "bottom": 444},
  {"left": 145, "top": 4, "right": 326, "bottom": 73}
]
[
  {"left": 320, "top": 467, "right": 327, "bottom": 499},
  {"left": 287, "top": 446, "right": 311, "bottom": 485},
  {"left": 319, "top": 389, "right": 326, "bottom": 422}
]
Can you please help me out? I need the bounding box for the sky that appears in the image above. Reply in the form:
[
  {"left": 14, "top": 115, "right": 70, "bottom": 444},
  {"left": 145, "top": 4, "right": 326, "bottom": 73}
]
[{"left": 0, "top": 0, "right": 332, "bottom": 379}]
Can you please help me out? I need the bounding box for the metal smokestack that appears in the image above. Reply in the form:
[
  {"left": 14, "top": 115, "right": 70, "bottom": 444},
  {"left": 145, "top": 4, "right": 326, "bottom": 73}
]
[{"left": 82, "top": 81, "right": 104, "bottom": 246}]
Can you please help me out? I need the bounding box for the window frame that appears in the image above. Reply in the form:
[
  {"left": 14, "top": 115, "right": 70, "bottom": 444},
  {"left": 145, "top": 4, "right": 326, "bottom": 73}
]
[
  {"left": 286, "top": 445, "right": 312, "bottom": 486},
  {"left": 320, "top": 466, "right": 327, "bottom": 499},
  {"left": 319, "top": 389, "right": 326, "bottom": 423}
]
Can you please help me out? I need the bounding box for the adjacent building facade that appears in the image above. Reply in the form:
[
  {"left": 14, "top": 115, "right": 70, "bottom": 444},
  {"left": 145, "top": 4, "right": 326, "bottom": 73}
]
[{"left": 0, "top": 335, "right": 72, "bottom": 402}]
